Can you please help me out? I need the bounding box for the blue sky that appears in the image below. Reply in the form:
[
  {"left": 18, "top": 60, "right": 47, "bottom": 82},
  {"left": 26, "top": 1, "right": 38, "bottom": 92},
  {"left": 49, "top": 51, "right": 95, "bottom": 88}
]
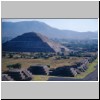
[{"left": 2, "top": 19, "right": 98, "bottom": 32}]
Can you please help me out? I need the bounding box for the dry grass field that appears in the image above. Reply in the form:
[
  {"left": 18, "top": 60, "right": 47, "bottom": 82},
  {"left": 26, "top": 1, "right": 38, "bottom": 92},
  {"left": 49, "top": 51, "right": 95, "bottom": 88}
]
[{"left": 2, "top": 57, "right": 84, "bottom": 72}]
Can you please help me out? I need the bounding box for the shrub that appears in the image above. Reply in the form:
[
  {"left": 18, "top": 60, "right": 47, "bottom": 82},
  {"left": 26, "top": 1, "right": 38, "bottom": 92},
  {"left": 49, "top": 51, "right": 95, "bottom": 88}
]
[
  {"left": 7, "top": 64, "right": 13, "bottom": 69},
  {"left": 7, "top": 63, "right": 21, "bottom": 69},
  {"left": 47, "top": 65, "right": 50, "bottom": 68},
  {"left": 13, "top": 63, "right": 21, "bottom": 69}
]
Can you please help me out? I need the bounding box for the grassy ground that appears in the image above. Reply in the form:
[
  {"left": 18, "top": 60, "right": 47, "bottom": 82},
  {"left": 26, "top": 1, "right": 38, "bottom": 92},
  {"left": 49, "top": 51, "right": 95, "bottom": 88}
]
[
  {"left": 32, "top": 75, "right": 51, "bottom": 81},
  {"left": 2, "top": 57, "right": 83, "bottom": 72},
  {"left": 75, "top": 58, "right": 98, "bottom": 79},
  {"left": 32, "top": 75, "right": 75, "bottom": 81}
]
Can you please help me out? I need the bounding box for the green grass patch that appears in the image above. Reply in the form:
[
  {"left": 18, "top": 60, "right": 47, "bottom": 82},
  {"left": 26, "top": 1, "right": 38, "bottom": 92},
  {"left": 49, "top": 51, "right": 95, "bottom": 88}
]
[
  {"left": 32, "top": 75, "right": 50, "bottom": 81},
  {"left": 32, "top": 75, "right": 76, "bottom": 81},
  {"left": 75, "top": 58, "right": 98, "bottom": 79}
]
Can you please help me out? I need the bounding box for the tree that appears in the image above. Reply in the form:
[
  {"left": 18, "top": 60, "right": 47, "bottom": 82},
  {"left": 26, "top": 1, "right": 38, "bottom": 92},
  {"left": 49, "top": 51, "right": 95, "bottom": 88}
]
[
  {"left": 7, "top": 64, "right": 13, "bottom": 69},
  {"left": 47, "top": 65, "right": 50, "bottom": 68},
  {"left": 13, "top": 63, "right": 21, "bottom": 69},
  {"left": 7, "top": 63, "right": 21, "bottom": 69},
  {"left": 9, "top": 53, "right": 13, "bottom": 58}
]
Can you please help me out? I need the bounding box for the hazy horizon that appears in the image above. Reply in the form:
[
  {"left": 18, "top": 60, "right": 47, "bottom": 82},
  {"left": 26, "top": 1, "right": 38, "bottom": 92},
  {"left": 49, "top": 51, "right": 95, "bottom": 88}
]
[{"left": 2, "top": 19, "right": 98, "bottom": 32}]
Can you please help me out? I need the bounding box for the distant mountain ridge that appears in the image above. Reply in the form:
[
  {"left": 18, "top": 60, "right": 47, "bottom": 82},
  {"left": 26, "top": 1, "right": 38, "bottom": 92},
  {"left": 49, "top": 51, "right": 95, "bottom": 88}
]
[
  {"left": 2, "top": 32, "right": 70, "bottom": 53},
  {"left": 2, "top": 21, "right": 98, "bottom": 43}
]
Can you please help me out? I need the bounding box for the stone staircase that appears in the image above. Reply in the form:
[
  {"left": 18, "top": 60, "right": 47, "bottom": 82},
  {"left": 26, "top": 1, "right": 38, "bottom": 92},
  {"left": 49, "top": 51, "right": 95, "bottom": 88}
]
[{"left": 2, "top": 74, "right": 14, "bottom": 81}]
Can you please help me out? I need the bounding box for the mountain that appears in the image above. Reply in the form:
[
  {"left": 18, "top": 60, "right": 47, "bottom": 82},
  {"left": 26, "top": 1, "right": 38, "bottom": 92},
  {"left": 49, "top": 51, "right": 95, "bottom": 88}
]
[
  {"left": 2, "top": 32, "right": 69, "bottom": 53},
  {"left": 2, "top": 21, "right": 98, "bottom": 43}
]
